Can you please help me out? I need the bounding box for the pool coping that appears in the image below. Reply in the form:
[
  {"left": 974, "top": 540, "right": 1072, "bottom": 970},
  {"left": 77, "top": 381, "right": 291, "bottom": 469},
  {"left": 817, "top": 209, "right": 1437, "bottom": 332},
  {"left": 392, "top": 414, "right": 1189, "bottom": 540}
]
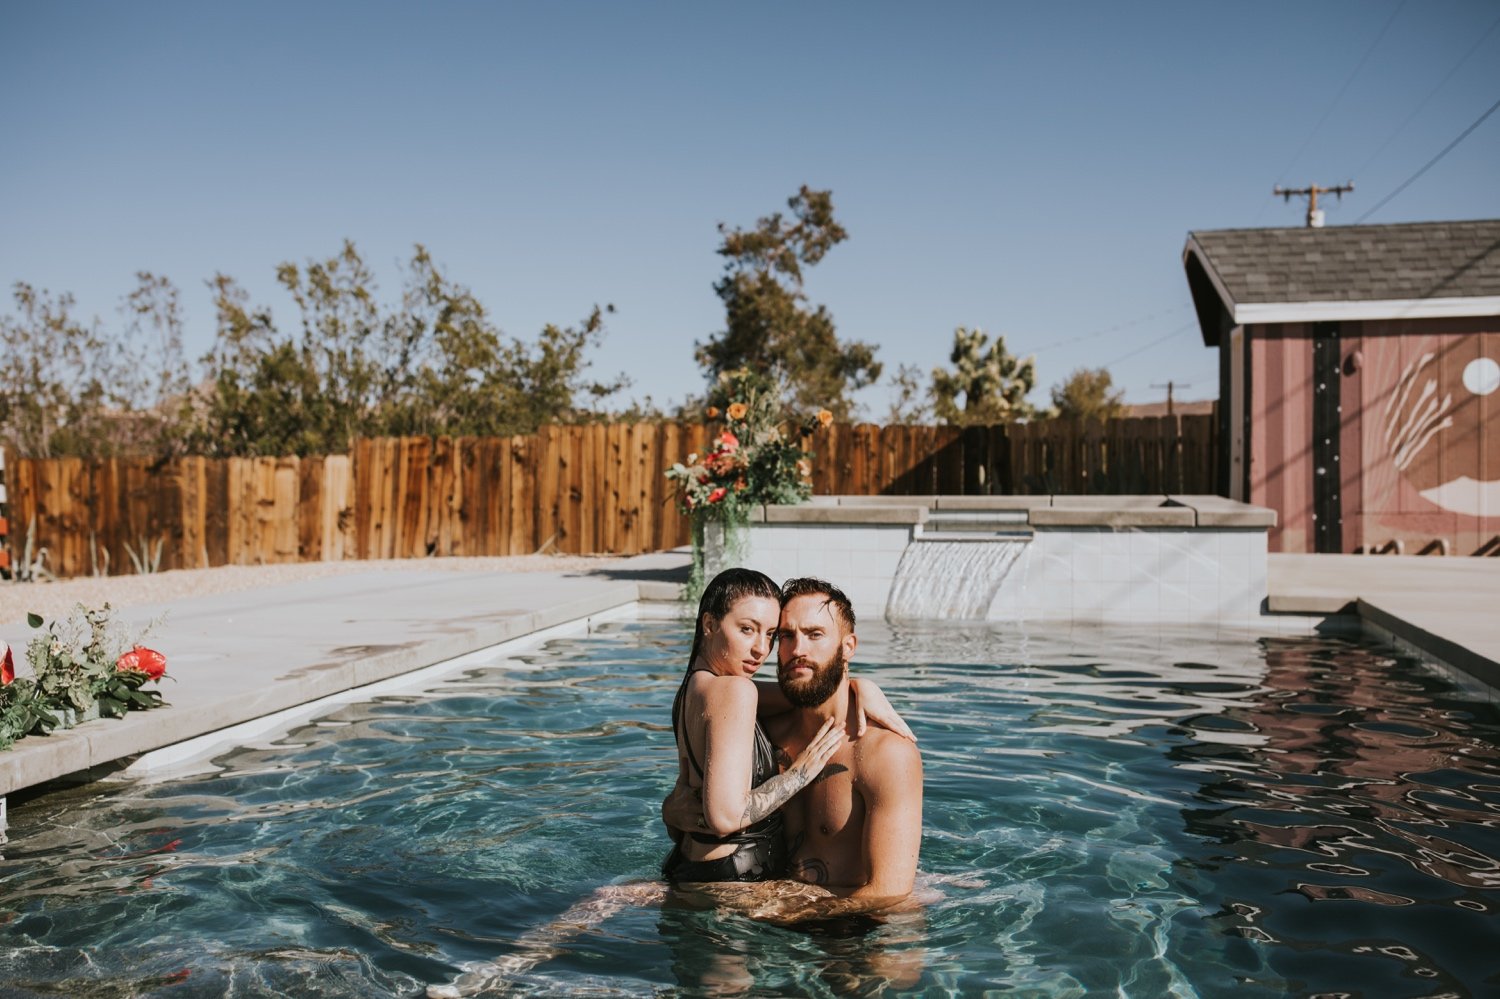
[{"left": 2, "top": 549, "right": 1497, "bottom": 833}]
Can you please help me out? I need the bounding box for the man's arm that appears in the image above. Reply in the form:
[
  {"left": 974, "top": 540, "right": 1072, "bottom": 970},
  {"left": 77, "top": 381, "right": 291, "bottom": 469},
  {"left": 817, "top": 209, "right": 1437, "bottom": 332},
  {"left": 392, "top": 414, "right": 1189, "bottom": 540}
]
[{"left": 846, "top": 731, "right": 923, "bottom": 900}]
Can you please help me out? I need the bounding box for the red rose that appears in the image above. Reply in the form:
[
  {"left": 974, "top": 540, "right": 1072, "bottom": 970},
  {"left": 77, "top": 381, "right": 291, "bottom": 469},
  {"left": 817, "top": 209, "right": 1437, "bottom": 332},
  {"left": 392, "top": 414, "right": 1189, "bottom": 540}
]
[
  {"left": 117, "top": 645, "right": 167, "bottom": 680},
  {"left": 1, "top": 643, "right": 13, "bottom": 685},
  {"left": 707, "top": 487, "right": 728, "bottom": 504}
]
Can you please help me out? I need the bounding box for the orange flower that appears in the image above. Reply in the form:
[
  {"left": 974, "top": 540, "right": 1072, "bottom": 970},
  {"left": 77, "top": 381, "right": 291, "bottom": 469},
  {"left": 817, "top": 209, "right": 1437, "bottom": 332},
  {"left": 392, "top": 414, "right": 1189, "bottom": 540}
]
[
  {"left": 1, "top": 642, "right": 12, "bottom": 685},
  {"left": 705, "top": 406, "right": 721, "bottom": 419},
  {"left": 707, "top": 487, "right": 728, "bottom": 504},
  {"left": 727, "top": 402, "right": 748, "bottom": 421},
  {"left": 116, "top": 646, "right": 168, "bottom": 680},
  {"left": 734, "top": 478, "right": 747, "bottom": 491},
  {"left": 817, "top": 409, "right": 834, "bottom": 427}
]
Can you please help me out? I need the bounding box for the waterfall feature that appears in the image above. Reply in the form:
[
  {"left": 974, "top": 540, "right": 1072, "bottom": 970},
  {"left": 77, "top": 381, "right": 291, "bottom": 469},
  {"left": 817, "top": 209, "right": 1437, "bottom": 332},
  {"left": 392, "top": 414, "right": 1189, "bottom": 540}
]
[{"left": 885, "top": 539, "right": 1027, "bottom": 620}]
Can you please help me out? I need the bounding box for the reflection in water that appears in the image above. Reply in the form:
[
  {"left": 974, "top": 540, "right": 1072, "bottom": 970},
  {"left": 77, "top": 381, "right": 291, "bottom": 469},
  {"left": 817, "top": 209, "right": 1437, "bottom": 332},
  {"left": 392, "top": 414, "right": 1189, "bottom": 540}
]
[{"left": 0, "top": 621, "right": 1496, "bottom": 996}]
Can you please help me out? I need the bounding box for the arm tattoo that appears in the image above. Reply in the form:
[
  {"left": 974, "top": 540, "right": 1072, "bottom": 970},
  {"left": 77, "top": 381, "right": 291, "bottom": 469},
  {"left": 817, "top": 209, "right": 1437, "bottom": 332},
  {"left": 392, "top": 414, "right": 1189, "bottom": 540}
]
[{"left": 737, "top": 763, "right": 821, "bottom": 830}]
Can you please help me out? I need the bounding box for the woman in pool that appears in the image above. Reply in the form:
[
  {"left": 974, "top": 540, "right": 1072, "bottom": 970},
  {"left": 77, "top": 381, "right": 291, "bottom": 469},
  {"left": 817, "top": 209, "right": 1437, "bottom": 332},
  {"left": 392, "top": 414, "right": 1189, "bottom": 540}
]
[
  {"left": 427, "top": 568, "right": 914, "bottom": 995},
  {"left": 662, "top": 567, "right": 908, "bottom": 883}
]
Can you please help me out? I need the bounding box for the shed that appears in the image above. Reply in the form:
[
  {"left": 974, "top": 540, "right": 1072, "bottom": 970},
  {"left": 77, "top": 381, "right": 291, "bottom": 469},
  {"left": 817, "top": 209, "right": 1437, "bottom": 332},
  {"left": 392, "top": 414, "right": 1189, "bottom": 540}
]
[{"left": 1183, "top": 219, "right": 1500, "bottom": 554}]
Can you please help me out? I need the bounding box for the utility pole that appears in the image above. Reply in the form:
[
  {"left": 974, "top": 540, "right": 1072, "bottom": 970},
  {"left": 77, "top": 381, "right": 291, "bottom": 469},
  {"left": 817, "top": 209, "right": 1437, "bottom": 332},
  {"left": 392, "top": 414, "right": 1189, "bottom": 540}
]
[
  {"left": 1151, "top": 381, "right": 1190, "bottom": 417},
  {"left": 1273, "top": 181, "right": 1354, "bottom": 227}
]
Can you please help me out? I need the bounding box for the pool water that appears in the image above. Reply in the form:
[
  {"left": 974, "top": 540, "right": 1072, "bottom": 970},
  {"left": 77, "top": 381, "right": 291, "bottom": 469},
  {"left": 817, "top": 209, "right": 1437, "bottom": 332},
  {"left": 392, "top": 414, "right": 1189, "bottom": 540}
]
[{"left": 2, "top": 617, "right": 1498, "bottom": 996}]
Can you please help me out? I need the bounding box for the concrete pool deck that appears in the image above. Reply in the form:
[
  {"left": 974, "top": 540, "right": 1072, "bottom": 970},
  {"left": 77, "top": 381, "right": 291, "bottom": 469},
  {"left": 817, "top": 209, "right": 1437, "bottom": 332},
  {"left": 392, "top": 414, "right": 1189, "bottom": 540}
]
[{"left": 2, "top": 549, "right": 1498, "bottom": 818}]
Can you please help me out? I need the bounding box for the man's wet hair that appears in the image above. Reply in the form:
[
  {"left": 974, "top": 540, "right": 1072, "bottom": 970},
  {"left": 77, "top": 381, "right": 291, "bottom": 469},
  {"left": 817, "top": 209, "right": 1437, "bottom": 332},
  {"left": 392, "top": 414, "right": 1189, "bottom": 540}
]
[
  {"left": 689, "top": 567, "right": 781, "bottom": 667},
  {"left": 780, "top": 576, "right": 856, "bottom": 634}
]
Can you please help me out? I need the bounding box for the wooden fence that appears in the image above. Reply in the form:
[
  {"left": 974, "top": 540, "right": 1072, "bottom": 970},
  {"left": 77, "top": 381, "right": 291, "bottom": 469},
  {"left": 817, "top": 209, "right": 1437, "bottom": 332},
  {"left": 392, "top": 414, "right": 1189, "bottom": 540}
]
[{"left": 4, "top": 414, "right": 1216, "bottom": 578}]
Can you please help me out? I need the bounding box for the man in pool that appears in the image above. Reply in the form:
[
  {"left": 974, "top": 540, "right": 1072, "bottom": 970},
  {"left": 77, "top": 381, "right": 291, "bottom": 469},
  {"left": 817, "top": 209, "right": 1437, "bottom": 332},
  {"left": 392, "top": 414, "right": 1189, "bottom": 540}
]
[
  {"left": 665, "top": 575, "right": 924, "bottom": 920},
  {"left": 427, "top": 578, "right": 922, "bottom": 996}
]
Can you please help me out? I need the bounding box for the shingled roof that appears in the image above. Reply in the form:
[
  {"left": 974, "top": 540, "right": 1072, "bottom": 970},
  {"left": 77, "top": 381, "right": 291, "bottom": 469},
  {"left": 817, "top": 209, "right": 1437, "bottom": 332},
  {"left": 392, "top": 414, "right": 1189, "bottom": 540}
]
[{"left": 1183, "top": 219, "right": 1500, "bottom": 346}]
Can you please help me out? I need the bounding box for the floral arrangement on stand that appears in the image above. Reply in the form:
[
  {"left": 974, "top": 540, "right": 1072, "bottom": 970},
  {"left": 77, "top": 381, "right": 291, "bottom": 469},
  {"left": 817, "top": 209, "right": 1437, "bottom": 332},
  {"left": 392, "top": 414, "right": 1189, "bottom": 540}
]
[
  {"left": 1, "top": 604, "right": 170, "bottom": 751},
  {"left": 665, "top": 369, "right": 833, "bottom": 601}
]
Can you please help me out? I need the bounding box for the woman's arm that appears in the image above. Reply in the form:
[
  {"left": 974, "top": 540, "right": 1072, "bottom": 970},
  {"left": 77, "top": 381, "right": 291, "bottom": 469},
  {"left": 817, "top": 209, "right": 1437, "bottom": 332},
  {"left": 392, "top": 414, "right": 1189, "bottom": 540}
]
[{"left": 697, "top": 677, "right": 844, "bottom": 836}]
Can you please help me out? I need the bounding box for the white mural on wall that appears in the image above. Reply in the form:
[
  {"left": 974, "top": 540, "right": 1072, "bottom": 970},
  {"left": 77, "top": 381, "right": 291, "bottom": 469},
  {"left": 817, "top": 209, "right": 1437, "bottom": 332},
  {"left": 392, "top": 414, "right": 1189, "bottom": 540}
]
[{"left": 1384, "top": 345, "right": 1497, "bottom": 519}]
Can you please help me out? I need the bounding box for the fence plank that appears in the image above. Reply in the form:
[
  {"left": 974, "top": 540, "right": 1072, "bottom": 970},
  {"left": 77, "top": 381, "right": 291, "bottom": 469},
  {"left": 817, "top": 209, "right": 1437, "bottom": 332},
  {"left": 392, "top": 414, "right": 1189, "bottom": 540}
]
[{"left": 6, "top": 416, "right": 1223, "bottom": 576}]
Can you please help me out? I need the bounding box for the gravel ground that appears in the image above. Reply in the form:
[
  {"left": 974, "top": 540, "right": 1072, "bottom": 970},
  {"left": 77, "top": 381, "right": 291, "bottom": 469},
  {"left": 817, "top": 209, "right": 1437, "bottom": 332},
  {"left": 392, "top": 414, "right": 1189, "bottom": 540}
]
[{"left": 0, "top": 554, "right": 634, "bottom": 627}]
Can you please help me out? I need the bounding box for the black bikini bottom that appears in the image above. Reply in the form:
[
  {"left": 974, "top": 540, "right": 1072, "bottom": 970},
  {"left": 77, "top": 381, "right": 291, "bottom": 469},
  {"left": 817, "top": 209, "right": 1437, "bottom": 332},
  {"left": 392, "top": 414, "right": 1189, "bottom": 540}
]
[{"left": 661, "top": 830, "right": 786, "bottom": 883}]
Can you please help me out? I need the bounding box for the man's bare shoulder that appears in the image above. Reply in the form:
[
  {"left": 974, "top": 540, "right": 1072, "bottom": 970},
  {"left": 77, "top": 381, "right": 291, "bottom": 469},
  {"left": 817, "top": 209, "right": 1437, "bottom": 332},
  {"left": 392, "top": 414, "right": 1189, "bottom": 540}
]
[{"left": 853, "top": 727, "right": 922, "bottom": 787}]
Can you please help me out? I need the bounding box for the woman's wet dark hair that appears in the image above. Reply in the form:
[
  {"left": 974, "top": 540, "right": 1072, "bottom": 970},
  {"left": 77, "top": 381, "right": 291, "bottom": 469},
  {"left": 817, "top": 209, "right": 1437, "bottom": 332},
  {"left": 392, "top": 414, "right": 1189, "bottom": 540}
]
[{"left": 688, "top": 567, "right": 781, "bottom": 669}]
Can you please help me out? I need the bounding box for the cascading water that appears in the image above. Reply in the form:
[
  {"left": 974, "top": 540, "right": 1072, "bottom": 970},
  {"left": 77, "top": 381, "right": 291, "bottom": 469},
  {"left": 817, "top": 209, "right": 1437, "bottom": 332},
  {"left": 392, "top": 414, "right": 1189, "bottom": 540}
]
[{"left": 885, "top": 538, "right": 1027, "bottom": 620}]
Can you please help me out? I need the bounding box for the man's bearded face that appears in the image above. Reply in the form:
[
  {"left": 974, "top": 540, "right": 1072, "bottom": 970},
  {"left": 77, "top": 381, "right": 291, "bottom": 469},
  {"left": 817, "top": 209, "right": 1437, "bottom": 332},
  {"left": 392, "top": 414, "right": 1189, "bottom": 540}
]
[{"left": 777, "top": 646, "right": 848, "bottom": 707}]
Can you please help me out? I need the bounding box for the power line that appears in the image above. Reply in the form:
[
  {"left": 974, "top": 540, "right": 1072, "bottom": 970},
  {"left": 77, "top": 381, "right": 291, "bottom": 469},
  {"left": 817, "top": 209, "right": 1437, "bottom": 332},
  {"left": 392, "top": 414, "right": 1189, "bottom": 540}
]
[
  {"left": 1353, "top": 9, "right": 1500, "bottom": 178},
  {"left": 1355, "top": 94, "right": 1500, "bottom": 223},
  {"left": 1255, "top": 0, "right": 1407, "bottom": 224},
  {"left": 1099, "top": 321, "right": 1199, "bottom": 369},
  {"left": 1028, "top": 303, "right": 1192, "bottom": 355}
]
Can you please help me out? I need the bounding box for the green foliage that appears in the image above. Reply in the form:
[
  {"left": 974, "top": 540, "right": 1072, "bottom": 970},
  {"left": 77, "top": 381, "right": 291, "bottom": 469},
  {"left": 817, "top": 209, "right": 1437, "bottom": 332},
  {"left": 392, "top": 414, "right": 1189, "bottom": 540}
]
[
  {"left": 0, "top": 284, "right": 114, "bottom": 458},
  {"left": 2, "top": 243, "right": 630, "bottom": 459},
  {"left": 3, "top": 604, "right": 167, "bottom": 747},
  {"left": 696, "top": 187, "right": 882, "bottom": 419},
  {"left": 1050, "top": 366, "right": 1124, "bottom": 422},
  {"left": 931, "top": 326, "right": 1038, "bottom": 425},
  {"left": 665, "top": 369, "right": 824, "bottom": 522},
  {"left": 0, "top": 276, "right": 199, "bottom": 459},
  {"left": 0, "top": 676, "right": 53, "bottom": 751},
  {"left": 884, "top": 363, "right": 933, "bottom": 425},
  {"left": 198, "top": 242, "right": 630, "bottom": 455}
]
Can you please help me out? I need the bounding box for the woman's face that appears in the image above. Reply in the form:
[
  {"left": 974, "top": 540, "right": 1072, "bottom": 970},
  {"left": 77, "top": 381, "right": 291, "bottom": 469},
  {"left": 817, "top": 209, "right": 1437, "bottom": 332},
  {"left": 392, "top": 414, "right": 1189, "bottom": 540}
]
[{"left": 699, "top": 595, "right": 781, "bottom": 679}]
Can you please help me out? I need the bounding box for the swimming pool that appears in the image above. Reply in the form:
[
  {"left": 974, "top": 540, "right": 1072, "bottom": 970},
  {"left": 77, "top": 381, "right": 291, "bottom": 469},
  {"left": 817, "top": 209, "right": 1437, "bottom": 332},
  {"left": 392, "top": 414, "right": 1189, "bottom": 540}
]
[{"left": 1, "top": 616, "right": 1496, "bottom": 996}]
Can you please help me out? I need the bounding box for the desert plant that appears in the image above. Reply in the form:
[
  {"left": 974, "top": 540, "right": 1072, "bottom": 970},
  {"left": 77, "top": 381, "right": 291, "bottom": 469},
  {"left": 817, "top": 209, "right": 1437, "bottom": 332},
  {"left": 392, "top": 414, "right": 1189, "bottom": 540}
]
[
  {"left": 123, "top": 535, "right": 165, "bottom": 575},
  {"left": 8, "top": 515, "right": 53, "bottom": 583}
]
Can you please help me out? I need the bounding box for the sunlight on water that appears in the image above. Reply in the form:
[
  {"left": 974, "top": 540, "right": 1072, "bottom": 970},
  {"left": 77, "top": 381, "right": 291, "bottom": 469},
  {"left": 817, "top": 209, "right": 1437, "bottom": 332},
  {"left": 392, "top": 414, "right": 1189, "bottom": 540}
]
[{"left": 1, "top": 619, "right": 1497, "bottom": 996}]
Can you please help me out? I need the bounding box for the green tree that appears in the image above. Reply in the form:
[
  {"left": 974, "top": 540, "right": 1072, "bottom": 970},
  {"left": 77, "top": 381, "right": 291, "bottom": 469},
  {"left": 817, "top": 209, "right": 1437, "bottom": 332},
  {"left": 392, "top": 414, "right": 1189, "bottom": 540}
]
[
  {"left": 696, "top": 186, "right": 881, "bottom": 419},
  {"left": 115, "top": 272, "right": 198, "bottom": 457},
  {"left": 1050, "top": 367, "right": 1124, "bottom": 421},
  {"left": 931, "top": 326, "right": 1037, "bottom": 425},
  {"left": 0, "top": 284, "right": 112, "bottom": 457},
  {"left": 883, "top": 364, "right": 932, "bottom": 425},
  {"left": 198, "top": 241, "right": 628, "bottom": 455}
]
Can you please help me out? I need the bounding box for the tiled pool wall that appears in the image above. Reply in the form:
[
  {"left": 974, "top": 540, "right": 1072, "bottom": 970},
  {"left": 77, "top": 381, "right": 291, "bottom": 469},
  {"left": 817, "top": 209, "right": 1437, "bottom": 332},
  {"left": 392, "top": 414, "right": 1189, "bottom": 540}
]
[{"left": 736, "top": 495, "right": 1275, "bottom": 625}]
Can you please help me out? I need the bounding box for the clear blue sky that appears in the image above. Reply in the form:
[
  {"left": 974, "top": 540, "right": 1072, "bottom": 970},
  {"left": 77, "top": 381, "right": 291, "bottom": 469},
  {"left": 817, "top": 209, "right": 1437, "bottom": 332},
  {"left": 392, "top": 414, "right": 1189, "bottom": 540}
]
[{"left": 4, "top": 1, "right": 1498, "bottom": 416}]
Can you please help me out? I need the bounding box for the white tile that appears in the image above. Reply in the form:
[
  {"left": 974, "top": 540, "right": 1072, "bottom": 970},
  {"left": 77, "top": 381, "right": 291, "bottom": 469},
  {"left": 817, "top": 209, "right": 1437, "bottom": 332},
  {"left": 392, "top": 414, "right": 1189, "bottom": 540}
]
[
  {"left": 850, "top": 549, "right": 901, "bottom": 580},
  {"left": 1128, "top": 581, "right": 1161, "bottom": 619},
  {"left": 1043, "top": 532, "right": 1076, "bottom": 563},
  {"left": 1099, "top": 577, "right": 1136, "bottom": 612},
  {"left": 1098, "top": 551, "right": 1134, "bottom": 583},
  {"left": 1072, "top": 580, "right": 1106, "bottom": 615},
  {"left": 1158, "top": 540, "right": 1191, "bottom": 583},
  {"left": 1162, "top": 581, "right": 1216, "bottom": 621},
  {"left": 1037, "top": 549, "right": 1073, "bottom": 581},
  {"left": 1071, "top": 532, "right": 1103, "bottom": 584}
]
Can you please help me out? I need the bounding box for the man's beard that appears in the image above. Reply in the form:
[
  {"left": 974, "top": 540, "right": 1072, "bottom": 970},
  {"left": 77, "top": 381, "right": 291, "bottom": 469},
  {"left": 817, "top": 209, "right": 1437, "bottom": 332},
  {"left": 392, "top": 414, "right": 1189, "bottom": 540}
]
[{"left": 778, "top": 650, "right": 849, "bottom": 708}]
